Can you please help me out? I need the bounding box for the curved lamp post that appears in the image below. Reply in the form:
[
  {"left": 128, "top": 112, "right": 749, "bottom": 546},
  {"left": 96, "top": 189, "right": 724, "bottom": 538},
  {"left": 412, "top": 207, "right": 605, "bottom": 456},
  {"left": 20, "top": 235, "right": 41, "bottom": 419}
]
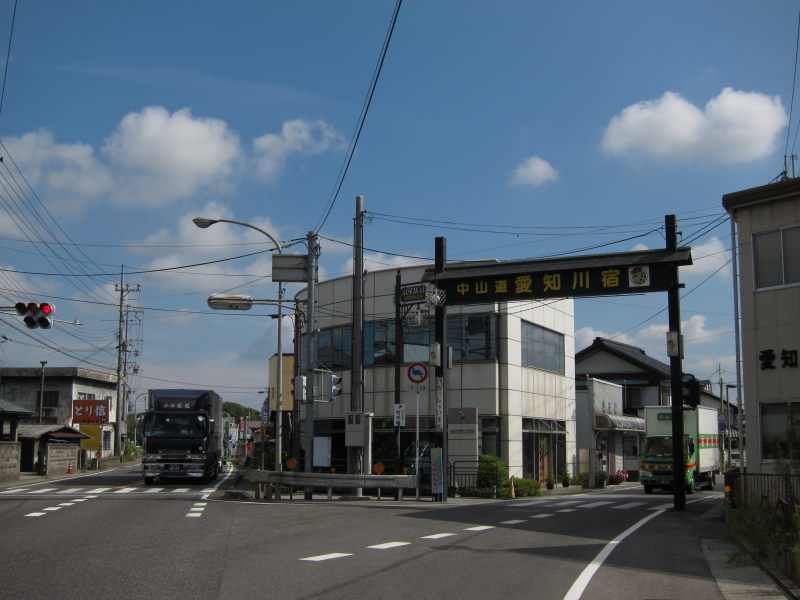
[{"left": 193, "top": 217, "right": 285, "bottom": 472}]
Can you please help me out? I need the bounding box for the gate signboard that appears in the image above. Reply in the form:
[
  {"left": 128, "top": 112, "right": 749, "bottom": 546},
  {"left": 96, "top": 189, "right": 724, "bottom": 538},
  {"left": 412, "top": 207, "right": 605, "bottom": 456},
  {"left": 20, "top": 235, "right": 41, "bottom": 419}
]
[{"left": 425, "top": 247, "right": 691, "bottom": 305}]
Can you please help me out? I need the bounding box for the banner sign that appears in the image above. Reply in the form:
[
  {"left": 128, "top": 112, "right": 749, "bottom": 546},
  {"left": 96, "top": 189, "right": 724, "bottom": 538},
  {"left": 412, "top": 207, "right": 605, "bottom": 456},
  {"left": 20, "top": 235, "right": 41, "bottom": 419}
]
[{"left": 72, "top": 399, "right": 110, "bottom": 424}]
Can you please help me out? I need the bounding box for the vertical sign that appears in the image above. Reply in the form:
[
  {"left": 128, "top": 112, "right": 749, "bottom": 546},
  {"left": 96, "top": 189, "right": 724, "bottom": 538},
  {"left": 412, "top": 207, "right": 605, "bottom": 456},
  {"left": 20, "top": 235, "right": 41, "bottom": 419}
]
[
  {"left": 393, "top": 403, "right": 406, "bottom": 427},
  {"left": 431, "top": 448, "right": 443, "bottom": 495}
]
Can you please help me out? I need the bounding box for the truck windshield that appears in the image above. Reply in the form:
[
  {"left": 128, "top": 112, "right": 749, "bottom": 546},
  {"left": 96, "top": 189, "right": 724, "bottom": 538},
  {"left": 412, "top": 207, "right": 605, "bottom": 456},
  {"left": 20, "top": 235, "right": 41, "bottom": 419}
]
[
  {"left": 144, "top": 414, "right": 205, "bottom": 438},
  {"left": 643, "top": 436, "right": 673, "bottom": 457}
]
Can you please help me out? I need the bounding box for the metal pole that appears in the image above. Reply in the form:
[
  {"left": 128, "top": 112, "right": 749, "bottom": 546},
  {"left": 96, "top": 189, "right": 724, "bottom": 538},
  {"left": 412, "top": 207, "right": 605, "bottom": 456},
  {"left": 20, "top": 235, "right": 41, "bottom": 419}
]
[
  {"left": 434, "top": 237, "right": 448, "bottom": 502},
  {"left": 275, "top": 283, "right": 283, "bottom": 473},
  {"left": 729, "top": 215, "right": 744, "bottom": 470},
  {"left": 416, "top": 387, "right": 420, "bottom": 501}
]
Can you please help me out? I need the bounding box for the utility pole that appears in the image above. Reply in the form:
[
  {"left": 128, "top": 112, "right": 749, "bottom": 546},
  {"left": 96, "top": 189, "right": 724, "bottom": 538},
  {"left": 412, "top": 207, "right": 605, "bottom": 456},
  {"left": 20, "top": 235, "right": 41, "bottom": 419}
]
[
  {"left": 351, "top": 195, "right": 366, "bottom": 485},
  {"left": 38, "top": 360, "right": 47, "bottom": 424},
  {"left": 434, "top": 237, "right": 449, "bottom": 502},
  {"left": 304, "top": 231, "right": 319, "bottom": 498},
  {"left": 115, "top": 266, "right": 140, "bottom": 457},
  {"left": 666, "top": 215, "right": 686, "bottom": 511}
]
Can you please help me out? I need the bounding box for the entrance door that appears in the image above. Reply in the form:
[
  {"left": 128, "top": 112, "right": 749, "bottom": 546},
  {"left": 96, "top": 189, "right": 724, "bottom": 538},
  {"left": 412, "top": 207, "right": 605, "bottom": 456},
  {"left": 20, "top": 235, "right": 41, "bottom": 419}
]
[{"left": 538, "top": 435, "right": 551, "bottom": 482}]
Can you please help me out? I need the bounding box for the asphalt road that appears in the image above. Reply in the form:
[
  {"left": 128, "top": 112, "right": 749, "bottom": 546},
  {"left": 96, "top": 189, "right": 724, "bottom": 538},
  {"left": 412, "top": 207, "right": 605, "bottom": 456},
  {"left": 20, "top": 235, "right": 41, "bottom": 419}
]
[{"left": 0, "top": 465, "right": 762, "bottom": 600}]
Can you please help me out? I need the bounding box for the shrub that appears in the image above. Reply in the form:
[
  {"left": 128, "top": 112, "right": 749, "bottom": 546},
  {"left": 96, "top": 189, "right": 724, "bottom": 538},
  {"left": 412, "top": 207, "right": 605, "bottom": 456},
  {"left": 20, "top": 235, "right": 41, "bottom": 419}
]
[
  {"left": 477, "top": 455, "right": 508, "bottom": 488},
  {"left": 595, "top": 471, "right": 608, "bottom": 487},
  {"left": 571, "top": 472, "right": 590, "bottom": 488},
  {"left": 608, "top": 472, "right": 625, "bottom": 485},
  {"left": 513, "top": 478, "right": 541, "bottom": 497}
]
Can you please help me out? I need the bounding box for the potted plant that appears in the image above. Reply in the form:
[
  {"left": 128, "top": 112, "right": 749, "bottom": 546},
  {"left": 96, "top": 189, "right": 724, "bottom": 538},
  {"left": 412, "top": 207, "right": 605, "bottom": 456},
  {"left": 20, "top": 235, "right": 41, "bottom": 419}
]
[
  {"left": 560, "top": 468, "right": 570, "bottom": 487},
  {"left": 545, "top": 473, "right": 555, "bottom": 490}
]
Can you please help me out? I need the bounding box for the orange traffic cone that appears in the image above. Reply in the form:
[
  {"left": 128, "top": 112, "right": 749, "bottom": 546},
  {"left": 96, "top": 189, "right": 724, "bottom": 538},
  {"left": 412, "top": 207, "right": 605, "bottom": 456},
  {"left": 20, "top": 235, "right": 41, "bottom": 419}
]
[{"left": 67, "top": 461, "right": 74, "bottom": 474}]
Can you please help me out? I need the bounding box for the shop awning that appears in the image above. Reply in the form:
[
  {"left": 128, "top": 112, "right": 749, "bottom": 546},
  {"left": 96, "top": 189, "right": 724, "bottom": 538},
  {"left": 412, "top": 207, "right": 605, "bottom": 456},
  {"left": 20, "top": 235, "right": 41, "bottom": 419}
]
[{"left": 595, "top": 413, "right": 645, "bottom": 432}]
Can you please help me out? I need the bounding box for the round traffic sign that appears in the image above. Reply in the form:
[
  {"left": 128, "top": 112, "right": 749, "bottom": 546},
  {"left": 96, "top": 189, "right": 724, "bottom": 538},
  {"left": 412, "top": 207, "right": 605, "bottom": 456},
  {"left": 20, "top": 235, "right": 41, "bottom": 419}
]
[{"left": 407, "top": 362, "right": 429, "bottom": 384}]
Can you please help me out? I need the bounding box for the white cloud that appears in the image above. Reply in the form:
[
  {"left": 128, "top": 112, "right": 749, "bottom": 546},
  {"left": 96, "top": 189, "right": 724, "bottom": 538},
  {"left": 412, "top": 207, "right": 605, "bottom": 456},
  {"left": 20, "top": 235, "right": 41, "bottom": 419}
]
[
  {"left": 510, "top": 156, "right": 559, "bottom": 187},
  {"left": 2, "top": 129, "right": 113, "bottom": 217},
  {"left": 103, "top": 106, "right": 243, "bottom": 206},
  {"left": 602, "top": 88, "right": 787, "bottom": 164},
  {"left": 252, "top": 119, "right": 344, "bottom": 180},
  {"left": 683, "top": 236, "right": 731, "bottom": 279},
  {"left": 576, "top": 314, "right": 726, "bottom": 354}
]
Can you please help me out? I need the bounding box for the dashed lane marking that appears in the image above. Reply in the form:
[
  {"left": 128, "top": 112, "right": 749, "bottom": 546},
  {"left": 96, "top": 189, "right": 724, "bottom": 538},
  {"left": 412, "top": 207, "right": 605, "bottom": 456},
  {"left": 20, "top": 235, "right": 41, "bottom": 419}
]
[
  {"left": 367, "top": 542, "right": 411, "bottom": 550},
  {"left": 531, "top": 513, "right": 554, "bottom": 518},
  {"left": 25, "top": 512, "right": 46, "bottom": 517},
  {"left": 579, "top": 501, "right": 613, "bottom": 509},
  {"left": 500, "top": 519, "right": 527, "bottom": 525},
  {"left": 421, "top": 533, "right": 457, "bottom": 539},
  {"left": 300, "top": 553, "right": 353, "bottom": 562},
  {"left": 464, "top": 525, "right": 495, "bottom": 531}
]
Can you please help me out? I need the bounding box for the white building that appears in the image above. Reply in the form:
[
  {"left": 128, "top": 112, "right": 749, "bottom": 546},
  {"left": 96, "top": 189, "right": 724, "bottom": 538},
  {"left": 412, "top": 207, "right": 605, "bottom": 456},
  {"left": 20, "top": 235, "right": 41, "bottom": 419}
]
[
  {"left": 296, "top": 264, "right": 576, "bottom": 482},
  {"left": 723, "top": 178, "right": 800, "bottom": 473}
]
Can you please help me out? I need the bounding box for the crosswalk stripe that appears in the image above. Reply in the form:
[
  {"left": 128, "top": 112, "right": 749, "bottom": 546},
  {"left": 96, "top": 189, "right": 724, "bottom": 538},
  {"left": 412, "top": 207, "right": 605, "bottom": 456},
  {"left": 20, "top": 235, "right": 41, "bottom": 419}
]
[
  {"left": 531, "top": 513, "right": 553, "bottom": 518},
  {"left": 86, "top": 488, "right": 112, "bottom": 494},
  {"left": 114, "top": 488, "right": 136, "bottom": 494},
  {"left": 172, "top": 488, "right": 190, "bottom": 493},
  {"left": 57, "top": 488, "right": 84, "bottom": 494},
  {"left": 29, "top": 488, "right": 57, "bottom": 494},
  {"left": 421, "top": 533, "right": 456, "bottom": 539},
  {"left": 557, "top": 508, "right": 577, "bottom": 513},
  {"left": 25, "top": 512, "right": 46, "bottom": 517},
  {"left": 500, "top": 519, "right": 526, "bottom": 525},
  {"left": 464, "top": 525, "right": 495, "bottom": 531},
  {"left": 579, "top": 501, "right": 613, "bottom": 508},
  {"left": 143, "top": 488, "right": 164, "bottom": 493}
]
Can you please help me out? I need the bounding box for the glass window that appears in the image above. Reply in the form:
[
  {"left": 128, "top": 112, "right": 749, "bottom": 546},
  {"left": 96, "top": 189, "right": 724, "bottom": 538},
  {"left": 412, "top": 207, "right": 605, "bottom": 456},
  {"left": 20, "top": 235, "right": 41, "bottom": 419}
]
[
  {"left": 753, "top": 226, "right": 800, "bottom": 289},
  {"left": 761, "top": 401, "right": 800, "bottom": 460},
  {"left": 42, "top": 391, "right": 59, "bottom": 408},
  {"left": 521, "top": 321, "right": 564, "bottom": 374}
]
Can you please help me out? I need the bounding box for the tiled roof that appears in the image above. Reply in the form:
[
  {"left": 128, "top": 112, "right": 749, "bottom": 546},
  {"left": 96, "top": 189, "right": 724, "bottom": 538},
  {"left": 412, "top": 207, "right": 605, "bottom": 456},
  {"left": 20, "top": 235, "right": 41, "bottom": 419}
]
[
  {"left": 0, "top": 398, "right": 33, "bottom": 417},
  {"left": 576, "top": 337, "right": 672, "bottom": 378}
]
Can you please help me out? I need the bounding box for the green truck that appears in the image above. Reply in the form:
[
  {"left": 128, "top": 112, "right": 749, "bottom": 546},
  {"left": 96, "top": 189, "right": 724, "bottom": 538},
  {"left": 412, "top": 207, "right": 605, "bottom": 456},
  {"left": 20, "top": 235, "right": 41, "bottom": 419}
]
[{"left": 640, "top": 405, "right": 721, "bottom": 494}]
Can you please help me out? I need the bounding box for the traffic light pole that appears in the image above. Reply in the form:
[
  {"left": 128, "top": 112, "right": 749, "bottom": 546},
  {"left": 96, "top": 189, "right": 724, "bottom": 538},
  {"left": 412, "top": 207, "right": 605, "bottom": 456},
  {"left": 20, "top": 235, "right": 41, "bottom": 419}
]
[{"left": 304, "top": 231, "right": 319, "bottom": 499}]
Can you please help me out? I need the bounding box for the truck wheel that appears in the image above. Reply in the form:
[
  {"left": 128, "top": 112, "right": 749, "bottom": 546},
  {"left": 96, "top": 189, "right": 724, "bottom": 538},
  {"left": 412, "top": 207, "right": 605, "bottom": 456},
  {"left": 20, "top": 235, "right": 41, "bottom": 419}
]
[
  {"left": 144, "top": 476, "right": 155, "bottom": 486},
  {"left": 643, "top": 484, "right": 654, "bottom": 494}
]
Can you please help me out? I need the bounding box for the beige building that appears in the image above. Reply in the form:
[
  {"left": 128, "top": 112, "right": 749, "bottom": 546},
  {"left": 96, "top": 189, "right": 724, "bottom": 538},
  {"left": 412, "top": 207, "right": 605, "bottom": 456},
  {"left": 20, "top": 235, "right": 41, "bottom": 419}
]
[{"left": 723, "top": 178, "right": 800, "bottom": 473}]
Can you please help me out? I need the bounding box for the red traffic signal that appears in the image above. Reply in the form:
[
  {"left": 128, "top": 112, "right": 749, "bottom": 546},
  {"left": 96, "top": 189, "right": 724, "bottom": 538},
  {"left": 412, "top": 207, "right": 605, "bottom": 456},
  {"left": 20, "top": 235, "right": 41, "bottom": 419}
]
[{"left": 15, "top": 302, "right": 56, "bottom": 329}]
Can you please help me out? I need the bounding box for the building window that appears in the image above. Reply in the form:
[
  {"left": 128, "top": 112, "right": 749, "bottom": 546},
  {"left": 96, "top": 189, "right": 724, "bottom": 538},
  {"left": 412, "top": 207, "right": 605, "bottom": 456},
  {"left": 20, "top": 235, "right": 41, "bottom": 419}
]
[
  {"left": 102, "top": 429, "right": 112, "bottom": 451},
  {"left": 761, "top": 401, "right": 800, "bottom": 460},
  {"left": 753, "top": 225, "right": 800, "bottom": 289},
  {"left": 42, "top": 391, "right": 59, "bottom": 408},
  {"left": 77, "top": 392, "right": 96, "bottom": 400},
  {"left": 521, "top": 321, "right": 565, "bottom": 374}
]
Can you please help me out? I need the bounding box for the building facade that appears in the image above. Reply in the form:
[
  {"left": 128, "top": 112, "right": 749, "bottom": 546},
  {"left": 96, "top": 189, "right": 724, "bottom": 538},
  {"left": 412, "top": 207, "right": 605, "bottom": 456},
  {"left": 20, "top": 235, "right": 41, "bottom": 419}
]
[
  {"left": 0, "top": 367, "right": 119, "bottom": 462},
  {"left": 723, "top": 178, "right": 800, "bottom": 473},
  {"left": 296, "top": 264, "right": 576, "bottom": 481}
]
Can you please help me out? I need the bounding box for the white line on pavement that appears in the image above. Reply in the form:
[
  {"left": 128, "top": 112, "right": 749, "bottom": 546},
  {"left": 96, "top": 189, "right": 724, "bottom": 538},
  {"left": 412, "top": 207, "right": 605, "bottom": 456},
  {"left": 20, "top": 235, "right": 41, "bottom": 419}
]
[
  {"left": 300, "top": 553, "right": 353, "bottom": 562},
  {"left": 421, "top": 533, "right": 457, "bottom": 539},
  {"left": 25, "top": 512, "right": 46, "bottom": 517},
  {"left": 562, "top": 508, "right": 665, "bottom": 600},
  {"left": 367, "top": 542, "right": 410, "bottom": 550},
  {"left": 464, "top": 525, "right": 495, "bottom": 531},
  {"left": 500, "top": 519, "right": 527, "bottom": 525},
  {"left": 613, "top": 502, "right": 646, "bottom": 509}
]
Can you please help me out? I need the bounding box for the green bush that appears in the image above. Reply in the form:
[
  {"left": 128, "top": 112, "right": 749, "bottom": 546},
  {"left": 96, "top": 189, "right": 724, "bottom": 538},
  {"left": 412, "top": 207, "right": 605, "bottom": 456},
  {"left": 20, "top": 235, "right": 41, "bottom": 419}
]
[
  {"left": 477, "top": 455, "right": 508, "bottom": 488},
  {"left": 571, "top": 472, "right": 590, "bottom": 488},
  {"left": 512, "top": 478, "right": 541, "bottom": 497}
]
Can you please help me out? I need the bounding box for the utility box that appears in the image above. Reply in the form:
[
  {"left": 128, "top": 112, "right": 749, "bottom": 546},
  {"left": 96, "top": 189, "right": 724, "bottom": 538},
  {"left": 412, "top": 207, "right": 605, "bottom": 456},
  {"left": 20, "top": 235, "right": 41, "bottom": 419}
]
[{"left": 345, "top": 412, "right": 373, "bottom": 447}]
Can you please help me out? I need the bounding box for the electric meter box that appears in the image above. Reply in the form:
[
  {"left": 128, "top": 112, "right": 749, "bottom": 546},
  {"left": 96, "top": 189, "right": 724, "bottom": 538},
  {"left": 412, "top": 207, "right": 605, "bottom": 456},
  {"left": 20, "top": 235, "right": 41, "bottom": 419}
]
[{"left": 345, "top": 412, "right": 373, "bottom": 447}]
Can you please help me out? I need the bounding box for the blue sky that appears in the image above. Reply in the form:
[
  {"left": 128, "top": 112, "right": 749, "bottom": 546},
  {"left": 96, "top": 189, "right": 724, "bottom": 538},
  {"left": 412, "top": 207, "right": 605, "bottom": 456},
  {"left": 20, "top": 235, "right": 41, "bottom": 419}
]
[{"left": 0, "top": 1, "right": 795, "bottom": 409}]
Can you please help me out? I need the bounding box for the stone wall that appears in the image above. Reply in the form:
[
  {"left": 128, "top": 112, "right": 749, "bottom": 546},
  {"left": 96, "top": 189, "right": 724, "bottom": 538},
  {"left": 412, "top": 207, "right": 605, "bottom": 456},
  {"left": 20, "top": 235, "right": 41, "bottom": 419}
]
[{"left": 0, "top": 441, "right": 21, "bottom": 482}]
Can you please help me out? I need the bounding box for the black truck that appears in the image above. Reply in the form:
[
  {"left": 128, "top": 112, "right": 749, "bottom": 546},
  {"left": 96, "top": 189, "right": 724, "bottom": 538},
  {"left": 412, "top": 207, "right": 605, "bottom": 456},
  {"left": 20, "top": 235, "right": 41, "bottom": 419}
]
[{"left": 141, "top": 389, "right": 223, "bottom": 485}]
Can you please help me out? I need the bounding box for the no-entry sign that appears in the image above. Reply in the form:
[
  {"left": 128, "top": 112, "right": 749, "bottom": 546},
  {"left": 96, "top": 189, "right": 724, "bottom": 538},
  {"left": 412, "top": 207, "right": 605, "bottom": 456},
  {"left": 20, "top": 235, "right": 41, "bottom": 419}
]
[{"left": 407, "top": 362, "right": 429, "bottom": 384}]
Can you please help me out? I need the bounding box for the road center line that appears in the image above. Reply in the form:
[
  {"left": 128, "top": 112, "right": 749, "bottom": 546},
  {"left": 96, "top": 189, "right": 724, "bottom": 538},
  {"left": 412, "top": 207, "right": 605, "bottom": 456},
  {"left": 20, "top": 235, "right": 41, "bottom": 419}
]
[{"left": 562, "top": 508, "right": 665, "bottom": 600}]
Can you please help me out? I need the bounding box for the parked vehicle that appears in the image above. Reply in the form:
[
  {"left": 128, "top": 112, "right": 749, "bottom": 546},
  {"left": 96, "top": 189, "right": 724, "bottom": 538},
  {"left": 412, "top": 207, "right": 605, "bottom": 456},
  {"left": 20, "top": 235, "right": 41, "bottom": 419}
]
[
  {"left": 640, "top": 405, "right": 720, "bottom": 494},
  {"left": 141, "top": 389, "right": 223, "bottom": 485}
]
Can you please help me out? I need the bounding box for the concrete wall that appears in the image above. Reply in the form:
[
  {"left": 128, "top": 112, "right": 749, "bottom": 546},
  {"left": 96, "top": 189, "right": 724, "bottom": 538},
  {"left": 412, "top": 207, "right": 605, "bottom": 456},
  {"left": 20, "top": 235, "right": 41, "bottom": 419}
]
[
  {"left": 45, "top": 444, "right": 79, "bottom": 476},
  {"left": 0, "top": 441, "right": 21, "bottom": 482}
]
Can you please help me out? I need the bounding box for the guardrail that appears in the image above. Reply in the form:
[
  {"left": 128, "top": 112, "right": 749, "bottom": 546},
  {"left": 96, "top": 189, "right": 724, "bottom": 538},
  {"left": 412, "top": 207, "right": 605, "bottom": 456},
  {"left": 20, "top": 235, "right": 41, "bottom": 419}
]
[{"left": 246, "top": 470, "right": 418, "bottom": 500}]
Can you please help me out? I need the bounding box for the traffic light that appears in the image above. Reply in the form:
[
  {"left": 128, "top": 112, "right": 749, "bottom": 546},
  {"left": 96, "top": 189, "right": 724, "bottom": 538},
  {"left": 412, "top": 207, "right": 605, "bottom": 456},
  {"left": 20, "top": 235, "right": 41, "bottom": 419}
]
[
  {"left": 682, "top": 375, "right": 701, "bottom": 409},
  {"left": 293, "top": 375, "right": 306, "bottom": 403},
  {"left": 15, "top": 302, "right": 55, "bottom": 329},
  {"left": 322, "top": 372, "right": 342, "bottom": 402}
]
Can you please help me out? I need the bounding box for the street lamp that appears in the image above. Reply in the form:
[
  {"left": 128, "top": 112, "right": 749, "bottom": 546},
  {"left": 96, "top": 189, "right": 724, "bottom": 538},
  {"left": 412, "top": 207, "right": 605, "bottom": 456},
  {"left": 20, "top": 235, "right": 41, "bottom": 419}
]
[{"left": 193, "top": 217, "right": 286, "bottom": 473}]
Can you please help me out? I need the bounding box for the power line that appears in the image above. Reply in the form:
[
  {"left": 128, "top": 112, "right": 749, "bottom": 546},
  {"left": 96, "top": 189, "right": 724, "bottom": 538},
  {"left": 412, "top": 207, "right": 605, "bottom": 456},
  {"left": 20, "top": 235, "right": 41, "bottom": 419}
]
[{"left": 314, "top": 0, "right": 403, "bottom": 234}]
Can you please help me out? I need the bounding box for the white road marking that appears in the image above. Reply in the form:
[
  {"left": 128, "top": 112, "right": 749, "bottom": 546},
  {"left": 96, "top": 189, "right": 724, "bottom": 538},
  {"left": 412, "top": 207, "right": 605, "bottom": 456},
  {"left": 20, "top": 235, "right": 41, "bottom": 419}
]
[
  {"left": 300, "top": 553, "right": 353, "bottom": 562},
  {"left": 185, "top": 513, "right": 203, "bottom": 518},
  {"left": 143, "top": 488, "right": 164, "bottom": 493},
  {"left": 58, "top": 502, "right": 75, "bottom": 507},
  {"left": 367, "top": 542, "right": 410, "bottom": 550},
  {"left": 500, "top": 519, "right": 527, "bottom": 525},
  {"left": 464, "top": 525, "right": 495, "bottom": 531},
  {"left": 613, "top": 502, "right": 646, "bottom": 509},
  {"left": 557, "top": 508, "right": 577, "bottom": 513},
  {"left": 57, "top": 488, "right": 84, "bottom": 494},
  {"left": 172, "top": 488, "right": 190, "bottom": 493},
  {"left": 73, "top": 498, "right": 89, "bottom": 502},
  {"left": 421, "top": 533, "right": 457, "bottom": 539},
  {"left": 562, "top": 508, "right": 665, "bottom": 600},
  {"left": 531, "top": 513, "right": 554, "bottom": 518},
  {"left": 189, "top": 507, "right": 205, "bottom": 512},
  {"left": 42, "top": 506, "right": 62, "bottom": 511},
  {"left": 578, "top": 501, "right": 613, "bottom": 508},
  {"left": 29, "top": 488, "right": 57, "bottom": 494},
  {"left": 650, "top": 503, "right": 673, "bottom": 511},
  {"left": 25, "top": 512, "right": 46, "bottom": 517},
  {"left": 114, "top": 487, "right": 136, "bottom": 493},
  {"left": 85, "top": 488, "right": 112, "bottom": 494}
]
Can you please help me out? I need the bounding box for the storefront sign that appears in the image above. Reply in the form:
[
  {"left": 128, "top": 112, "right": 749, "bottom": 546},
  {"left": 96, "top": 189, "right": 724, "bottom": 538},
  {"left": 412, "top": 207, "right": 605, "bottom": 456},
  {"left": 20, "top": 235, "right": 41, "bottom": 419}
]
[{"left": 72, "top": 399, "right": 110, "bottom": 424}]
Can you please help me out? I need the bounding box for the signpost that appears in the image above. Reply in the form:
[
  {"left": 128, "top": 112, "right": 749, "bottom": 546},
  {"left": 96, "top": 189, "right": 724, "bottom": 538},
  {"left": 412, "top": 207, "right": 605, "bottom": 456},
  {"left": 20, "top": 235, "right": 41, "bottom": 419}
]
[{"left": 407, "top": 362, "right": 428, "bottom": 500}]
